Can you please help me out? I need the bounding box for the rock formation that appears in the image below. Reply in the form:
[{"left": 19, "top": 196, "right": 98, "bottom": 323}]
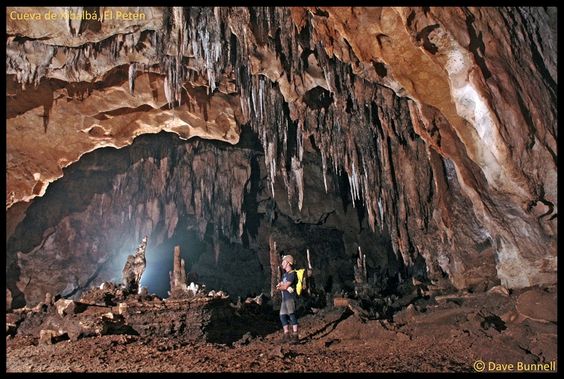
[
  {"left": 7, "top": 276, "right": 269, "bottom": 348},
  {"left": 354, "top": 246, "right": 370, "bottom": 299},
  {"left": 269, "top": 237, "right": 280, "bottom": 303},
  {"left": 122, "top": 236, "right": 148, "bottom": 294},
  {"left": 6, "top": 7, "right": 557, "bottom": 306},
  {"left": 7, "top": 289, "right": 13, "bottom": 312},
  {"left": 168, "top": 245, "right": 188, "bottom": 297}
]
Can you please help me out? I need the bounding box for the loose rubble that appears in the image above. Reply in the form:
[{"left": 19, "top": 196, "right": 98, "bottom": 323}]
[{"left": 6, "top": 284, "right": 557, "bottom": 373}]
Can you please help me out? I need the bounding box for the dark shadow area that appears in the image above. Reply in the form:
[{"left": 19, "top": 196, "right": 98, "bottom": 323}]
[
  {"left": 303, "top": 86, "right": 333, "bottom": 110},
  {"left": 205, "top": 304, "right": 281, "bottom": 345}
]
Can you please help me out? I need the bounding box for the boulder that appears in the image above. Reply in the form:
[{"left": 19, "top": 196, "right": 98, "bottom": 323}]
[
  {"left": 515, "top": 287, "right": 557, "bottom": 323},
  {"left": 39, "top": 329, "right": 67, "bottom": 345}
]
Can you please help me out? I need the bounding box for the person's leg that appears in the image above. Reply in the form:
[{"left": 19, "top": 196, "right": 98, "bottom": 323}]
[
  {"left": 289, "top": 313, "right": 298, "bottom": 332},
  {"left": 287, "top": 299, "right": 299, "bottom": 343},
  {"left": 289, "top": 313, "right": 298, "bottom": 334},
  {"left": 280, "top": 314, "right": 290, "bottom": 333},
  {"left": 279, "top": 299, "right": 290, "bottom": 342}
]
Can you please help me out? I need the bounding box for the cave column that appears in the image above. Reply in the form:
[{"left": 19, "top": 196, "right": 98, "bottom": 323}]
[
  {"left": 169, "top": 245, "right": 188, "bottom": 297},
  {"left": 269, "top": 236, "right": 281, "bottom": 308}
]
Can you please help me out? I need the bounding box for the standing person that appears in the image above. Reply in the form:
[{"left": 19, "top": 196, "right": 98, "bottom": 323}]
[{"left": 276, "top": 254, "right": 299, "bottom": 344}]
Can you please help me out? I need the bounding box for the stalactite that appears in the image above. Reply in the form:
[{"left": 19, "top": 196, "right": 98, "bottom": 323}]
[
  {"left": 6, "top": 6, "right": 438, "bottom": 275},
  {"left": 267, "top": 142, "right": 276, "bottom": 197},
  {"left": 213, "top": 228, "right": 220, "bottom": 265},
  {"left": 128, "top": 63, "right": 137, "bottom": 96},
  {"left": 297, "top": 122, "right": 304, "bottom": 162},
  {"left": 163, "top": 76, "right": 172, "bottom": 106},
  {"left": 171, "top": 141, "right": 253, "bottom": 244},
  {"left": 291, "top": 156, "right": 304, "bottom": 211}
]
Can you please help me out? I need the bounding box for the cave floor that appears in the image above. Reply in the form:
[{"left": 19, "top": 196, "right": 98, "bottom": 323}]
[{"left": 6, "top": 286, "right": 557, "bottom": 373}]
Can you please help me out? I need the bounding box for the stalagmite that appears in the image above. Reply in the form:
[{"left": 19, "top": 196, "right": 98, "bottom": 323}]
[
  {"left": 269, "top": 236, "right": 281, "bottom": 305},
  {"left": 122, "top": 236, "right": 148, "bottom": 295},
  {"left": 354, "top": 246, "right": 370, "bottom": 299},
  {"left": 168, "top": 245, "right": 188, "bottom": 297}
]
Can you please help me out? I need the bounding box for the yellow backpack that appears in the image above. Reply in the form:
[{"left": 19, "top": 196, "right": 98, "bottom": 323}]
[{"left": 293, "top": 268, "right": 307, "bottom": 296}]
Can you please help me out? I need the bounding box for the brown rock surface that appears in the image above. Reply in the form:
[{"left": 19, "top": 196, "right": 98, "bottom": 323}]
[{"left": 515, "top": 287, "right": 557, "bottom": 323}]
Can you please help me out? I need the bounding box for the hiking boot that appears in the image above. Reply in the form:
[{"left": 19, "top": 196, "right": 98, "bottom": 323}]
[
  {"left": 290, "top": 332, "right": 299, "bottom": 344},
  {"left": 279, "top": 333, "right": 290, "bottom": 343}
]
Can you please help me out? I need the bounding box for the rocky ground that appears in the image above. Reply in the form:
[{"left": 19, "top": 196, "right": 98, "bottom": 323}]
[{"left": 6, "top": 285, "right": 557, "bottom": 373}]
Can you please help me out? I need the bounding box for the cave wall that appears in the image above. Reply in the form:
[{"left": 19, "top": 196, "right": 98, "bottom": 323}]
[{"left": 6, "top": 7, "right": 557, "bottom": 304}]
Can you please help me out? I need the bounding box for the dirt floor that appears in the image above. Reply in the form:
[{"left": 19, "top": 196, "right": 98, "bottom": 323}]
[{"left": 5, "top": 286, "right": 557, "bottom": 373}]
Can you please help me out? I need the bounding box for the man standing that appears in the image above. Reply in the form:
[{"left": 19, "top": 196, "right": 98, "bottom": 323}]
[{"left": 276, "top": 254, "right": 299, "bottom": 344}]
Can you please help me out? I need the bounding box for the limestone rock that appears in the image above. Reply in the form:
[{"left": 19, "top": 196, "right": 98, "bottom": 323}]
[
  {"left": 515, "top": 287, "right": 557, "bottom": 323},
  {"left": 6, "top": 312, "right": 23, "bottom": 337},
  {"left": 55, "top": 299, "right": 76, "bottom": 317},
  {"left": 122, "top": 236, "right": 148, "bottom": 295},
  {"left": 80, "top": 283, "right": 126, "bottom": 306},
  {"left": 488, "top": 285, "right": 510, "bottom": 297},
  {"left": 39, "top": 329, "right": 63, "bottom": 345},
  {"left": 44, "top": 292, "right": 54, "bottom": 305},
  {"left": 7, "top": 289, "right": 13, "bottom": 312}
]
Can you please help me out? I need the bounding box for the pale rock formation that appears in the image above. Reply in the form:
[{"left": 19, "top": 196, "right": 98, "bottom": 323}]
[
  {"left": 168, "top": 245, "right": 189, "bottom": 297},
  {"left": 122, "top": 236, "right": 148, "bottom": 294}
]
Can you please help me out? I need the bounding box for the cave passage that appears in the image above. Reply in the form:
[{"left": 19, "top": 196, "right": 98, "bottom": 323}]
[{"left": 7, "top": 130, "right": 404, "bottom": 307}]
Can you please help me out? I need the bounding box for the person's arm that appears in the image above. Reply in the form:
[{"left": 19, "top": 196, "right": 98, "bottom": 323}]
[
  {"left": 276, "top": 281, "right": 292, "bottom": 291},
  {"left": 276, "top": 272, "right": 296, "bottom": 291}
]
